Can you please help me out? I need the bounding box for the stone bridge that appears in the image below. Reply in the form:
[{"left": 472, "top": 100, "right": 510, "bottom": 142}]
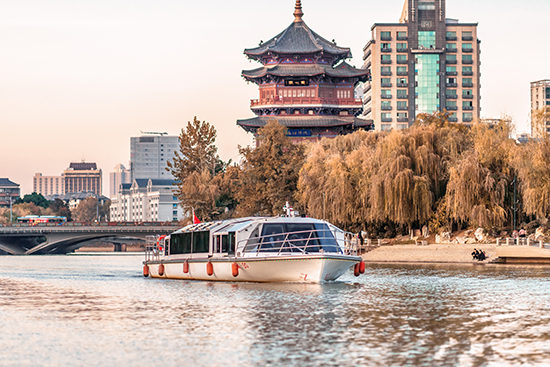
[{"left": 0, "top": 224, "right": 179, "bottom": 255}]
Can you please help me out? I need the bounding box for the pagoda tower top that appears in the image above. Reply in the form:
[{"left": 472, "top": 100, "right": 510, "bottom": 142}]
[{"left": 294, "top": 0, "right": 304, "bottom": 22}]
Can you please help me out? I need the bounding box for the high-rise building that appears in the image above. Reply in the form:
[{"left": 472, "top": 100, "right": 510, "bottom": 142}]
[
  {"left": 0, "top": 179, "right": 20, "bottom": 208},
  {"left": 63, "top": 162, "right": 102, "bottom": 196},
  {"left": 530, "top": 79, "right": 550, "bottom": 137},
  {"left": 109, "top": 164, "right": 131, "bottom": 198},
  {"left": 33, "top": 173, "right": 64, "bottom": 196},
  {"left": 130, "top": 133, "right": 178, "bottom": 180},
  {"left": 361, "top": 0, "right": 481, "bottom": 130},
  {"left": 237, "top": 1, "right": 372, "bottom": 144}
]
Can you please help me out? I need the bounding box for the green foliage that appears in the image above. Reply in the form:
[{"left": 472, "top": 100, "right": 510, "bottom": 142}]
[{"left": 15, "top": 193, "right": 50, "bottom": 209}]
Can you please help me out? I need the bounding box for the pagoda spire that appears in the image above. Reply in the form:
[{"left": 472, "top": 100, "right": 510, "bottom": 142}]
[{"left": 293, "top": 0, "right": 304, "bottom": 22}]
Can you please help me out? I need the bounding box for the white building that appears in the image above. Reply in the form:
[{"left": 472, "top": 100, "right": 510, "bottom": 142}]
[
  {"left": 109, "top": 179, "right": 183, "bottom": 222},
  {"left": 130, "top": 133, "right": 179, "bottom": 181},
  {"left": 109, "top": 164, "right": 131, "bottom": 198},
  {"left": 33, "top": 173, "right": 64, "bottom": 196}
]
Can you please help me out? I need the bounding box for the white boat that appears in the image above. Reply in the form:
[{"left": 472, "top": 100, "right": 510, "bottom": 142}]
[{"left": 143, "top": 217, "right": 365, "bottom": 283}]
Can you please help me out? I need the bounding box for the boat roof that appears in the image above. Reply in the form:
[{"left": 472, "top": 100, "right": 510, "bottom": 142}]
[{"left": 171, "top": 216, "right": 329, "bottom": 235}]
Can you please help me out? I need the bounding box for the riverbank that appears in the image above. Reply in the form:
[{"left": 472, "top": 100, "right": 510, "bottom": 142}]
[{"left": 362, "top": 243, "right": 496, "bottom": 264}]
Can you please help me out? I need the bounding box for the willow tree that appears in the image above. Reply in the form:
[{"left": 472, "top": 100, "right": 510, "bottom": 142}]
[{"left": 236, "top": 120, "right": 305, "bottom": 216}]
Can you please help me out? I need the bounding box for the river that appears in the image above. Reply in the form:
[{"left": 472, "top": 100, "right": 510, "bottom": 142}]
[{"left": 0, "top": 255, "right": 549, "bottom": 366}]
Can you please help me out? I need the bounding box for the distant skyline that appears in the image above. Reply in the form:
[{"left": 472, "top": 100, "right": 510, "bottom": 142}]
[{"left": 2, "top": 0, "right": 549, "bottom": 195}]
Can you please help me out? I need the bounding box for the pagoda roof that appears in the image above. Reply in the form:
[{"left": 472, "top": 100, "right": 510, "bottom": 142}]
[
  {"left": 244, "top": 2, "right": 351, "bottom": 62},
  {"left": 242, "top": 61, "right": 369, "bottom": 81},
  {"left": 237, "top": 116, "right": 373, "bottom": 129}
]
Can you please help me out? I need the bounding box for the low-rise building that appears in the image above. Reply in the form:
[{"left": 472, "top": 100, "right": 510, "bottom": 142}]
[
  {"left": 0, "top": 179, "right": 20, "bottom": 207},
  {"left": 109, "top": 179, "right": 183, "bottom": 222}
]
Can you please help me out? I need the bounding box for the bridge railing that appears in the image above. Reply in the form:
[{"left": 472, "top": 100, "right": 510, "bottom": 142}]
[
  {"left": 0, "top": 221, "right": 182, "bottom": 228},
  {"left": 496, "top": 237, "right": 550, "bottom": 250}
]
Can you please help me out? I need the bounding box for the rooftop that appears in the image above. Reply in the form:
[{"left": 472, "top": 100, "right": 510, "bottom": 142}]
[{"left": 0, "top": 178, "right": 20, "bottom": 187}]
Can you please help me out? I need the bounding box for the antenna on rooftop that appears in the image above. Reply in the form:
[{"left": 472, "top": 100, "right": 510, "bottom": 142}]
[{"left": 140, "top": 131, "right": 168, "bottom": 136}]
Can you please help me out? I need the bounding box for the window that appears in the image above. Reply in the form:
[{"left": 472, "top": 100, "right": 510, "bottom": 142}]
[
  {"left": 381, "top": 113, "right": 391, "bottom": 119},
  {"left": 447, "top": 31, "right": 457, "bottom": 38},
  {"left": 381, "top": 78, "right": 391, "bottom": 85},
  {"left": 381, "top": 66, "right": 391, "bottom": 75},
  {"left": 397, "top": 43, "right": 407, "bottom": 50},
  {"left": 446, "top": 101, "right": 457, "bottom": 107},
  {"left": 397, "top": 112, "right": 408, "bottom": 118},
  {"left": 397, "top": 66, "right": 407, "bottom": 74},
  {"left": 381, "top": 43, "right": 391, "bottom": 50},
  {"left": 382, "top": 55, "right": 391, "bottom": 61},
  {"left": 463, "top": 112, "right": 473, "bottom": 120},
  {"left": 397, "top": 90, "right": 407, "bottom": 97},
  {"left": 381, "top": 90, "right": 391, "bottom": 96},
  {"left": 418, "top": 2, "right": 435, "bottom": 10},
  {"left": 397, "top": 101, "right": 408, "bottom": 108},
  {"left": 381, "top": 124, "right": 392, "bottom": 131},
  {"left": 381, "top": 101, "right": 391, "bottom": 108},
  {"left": 462, "top": 31, "right": 473, "bottom": 39},
  {"left": 397, "top": 77, "right": 407, "bottom": 85},
  {"left": 446, "top": 43, "right": 456, "bottom": 50},
  {"left": 463, "top": 101, "right": 473, "bottom": 108},
  {"left": 397, "top": 54, "right": 407, "bottom": 62},
  {"left": 463, "top": 43, "right": 472, "bottom": 49},
  {"left": 418, "top": 31, "right": 436, "bottom": 49},
  {"left": 446, "top": 54, "right": 457, "bottom": 61},
  {"left": 447, "top": 89, "right": 457, "bottom": 96},
  {"left": 446, "top": 66, "right": 457, "bottom": 73},
  {"left": 397, "top": 31, "right": 407, "bottom": 38},
  {"left": 462, "top": 55, "right": 473, "bottom": 62},
  {"left": 381, "top": 31, "right": 391, "bottom": 38},
  {"left": 447, "top": 77, "right": 456, "bottom": 84},
  {"left": 463, "top": 66, "right": 473, "bottom": 73},
  {"left": 463, "top": 89, "right": 473, "bottom": 96}
]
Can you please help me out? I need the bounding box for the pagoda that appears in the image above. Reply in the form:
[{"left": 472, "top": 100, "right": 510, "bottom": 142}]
[{"left": 237, "top": 0, "right": 372, "bottom": 144}]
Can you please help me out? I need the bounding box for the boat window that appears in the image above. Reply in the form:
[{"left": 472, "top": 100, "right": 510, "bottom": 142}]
[
  {"left": 314, "top": 223, "right": 339, "bottom": 253},
  {"left": 285, "top": 223, "right": 320, "bottom": 252},
  {"left": 170, "top": 233, "right": 192, "bottom": 254},
  {"left": 221, "top": 233, "right": 235, "bottom": 254},
  {"left": 193, "top": 231, "right": 210, "bottom": 253}
]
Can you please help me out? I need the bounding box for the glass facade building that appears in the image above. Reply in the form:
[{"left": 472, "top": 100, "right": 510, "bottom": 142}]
[{"left": 361, "top": 0, "right": 481, "bottom": 130}]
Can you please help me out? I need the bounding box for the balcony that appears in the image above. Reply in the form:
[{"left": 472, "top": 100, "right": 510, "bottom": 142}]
[
  {"left": 463, "top": 106, "right": 473, "bottom": 110},
  {"left": 381, "top": 59, "right": 392, "bottom": 64},
  {"left": 462, "top": 83, "right": 474, "bottom": 88},
  {"left": 364, "top": 107, "right": 372, "bottom": 115},
  {"left": 462, "top": 71, "right": 473, "bottom": 76},
  {"left": 463, "top": 117, "right": 473, "bottom": 122},
  {"left": 364, "top": 84, "right": 372, "bottom": 92},
  {"left": 446, "top": 106, "right": 458, "bottom": 110},
  {"left": 446, "top": 94, "right": 458, "bottom": 99},
  {"left": 446, "top": 71, "right": 457, "bottom": 76},
  {"left": 381, "top": 106, "right": 392, "bottom": 111},
  {"left": 396, "top": 47, "right": 408, "bottom": 53},
  {"left": 381, "top": 117, "right": 393, "bottom": 122},
  {"left": 462, "top": 48, "right": 473, "bottom": 53},
  {"left": 381, "top": 48, "right": 392, "bottom": 53},
  {"left": 250, "top": 96, "right": 363, "bottom": 108},
  {"left": 397, "top": 59, "right": 408, "bottom": 64},
  {"left": 381, "top": 83, "right": 392, "bottom": 87},
  {"left": 397, "top": 94, "right": 408, "bottom": 99},
  {"left": 364, "top": 96, "right": 372, "bottom": 104},
  {"left": 365, "top": 61, "right": 372, "bottom": 69},
  {"left": 446, "top": 48, "right": 457, "bottom": 53},
  {"left": 381, "top": 71, "right": 392, "bottom": 76},
  {"left": 449, "top": 117, "right": 458, "bottom": 122},
  {"left": 397, "top": 118, "right": 409, "bottom": 123},
  {"left": 364, "top": 49, "right": 372, "bottom": 59},
  {"left": 397, "top": 71, "right": 408, "bottom": 76},
  {"left": 446, "top": 83, "right": 457, "bottom": 87},
  {"left": 462, "top": 59, "right": 473, "bottom": 64},
  {"left": 446, "top": 36, "right": 458, "bottom": 41},
  {"left": 397, "top": 83, "right": 408, "bottom": 88},
  {"left": 446, "top": 59, "right": 457, "bottom": 64},
  {"left": 397, "top": 36, "right": 408, "bottom": 41},
  {"left": 463, "top": 95, "right": 474, "bottom": 99},
  {"left": 462, "top": 36, "right": 474, "bottom": 41},
  {"left": 381, "top": 36, "right": 392, "bottom": 41},
  {"left": 381, "top": 95, "right": 392, "bottom": 99}
]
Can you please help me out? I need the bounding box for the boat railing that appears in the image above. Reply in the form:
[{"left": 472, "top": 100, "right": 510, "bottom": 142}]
[
  {"left": 239, "top": 228, "right": 359, "bottom": 256},
  {"left": 144, "top": 235, "right": 162, "bottom": 262}
]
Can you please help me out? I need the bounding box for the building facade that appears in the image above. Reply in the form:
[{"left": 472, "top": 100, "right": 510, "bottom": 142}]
[
  {"left": 130, "top": 133, "right": 178, "bottom": 181},
  {"left": 237, "top": 1, "right": 372, "bottom": 144},
  {"left": 0, "top": 179, "right": 20, "bottom": 208},
  {"left": 109, "top": 179, "right": 183, "bottom": 222},
  {"left": 109, "top": 164, "right": 131, "bottom": 198},
  {"left": 33, "top": 173, "right": 64, "bottom": 196},
  {"left": 62, "top": 162, "right": 102, "bottom": 196},
  {"left": 362, "top": 0, "right": 481, "bottom": 130},
  {"left": 530, "top": 79, "right": 550, "bottom": 137}
]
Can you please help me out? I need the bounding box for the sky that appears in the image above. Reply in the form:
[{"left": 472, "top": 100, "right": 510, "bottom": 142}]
[{"left": 1, "top": 0, "right": 549, "bottom": 196}]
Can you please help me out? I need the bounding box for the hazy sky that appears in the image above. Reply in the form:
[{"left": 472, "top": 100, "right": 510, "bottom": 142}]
[{"left": 2, "top": 0, "right": 549, "bottom": 195}]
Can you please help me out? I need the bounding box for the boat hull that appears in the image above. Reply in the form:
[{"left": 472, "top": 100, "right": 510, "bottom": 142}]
[{"left": 144, "top": 255, "right": 361, "bottom": 283}]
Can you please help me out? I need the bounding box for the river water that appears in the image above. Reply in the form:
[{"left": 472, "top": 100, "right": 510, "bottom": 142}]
[{"left": 0, "top": 255, "right": 549, "bottom": 367}]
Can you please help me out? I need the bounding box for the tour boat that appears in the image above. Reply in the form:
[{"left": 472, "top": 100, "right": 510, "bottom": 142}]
[{"left": 142, "top": 216, "right": 365, "bottom": 283}]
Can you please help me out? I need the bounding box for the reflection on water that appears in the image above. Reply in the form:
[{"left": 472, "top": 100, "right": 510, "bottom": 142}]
[{"left": 1, "top": 257, "right": 550, "bottom": 366}]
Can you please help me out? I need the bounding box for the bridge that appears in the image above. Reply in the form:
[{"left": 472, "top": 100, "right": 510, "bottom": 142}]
[{"left": 0, "top": 223, "right": 180, "bottom": 255}]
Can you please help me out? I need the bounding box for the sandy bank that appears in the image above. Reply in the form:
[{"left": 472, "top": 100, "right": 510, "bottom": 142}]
[{"left": 362, "top": 243, "right": 496, "bottom": 264}]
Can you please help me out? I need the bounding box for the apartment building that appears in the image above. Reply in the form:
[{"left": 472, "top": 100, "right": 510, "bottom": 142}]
[
  {"left": 361, "top": 0, "right": 481, "bottom": 130},
  {"left": 33, "top": 174, "right": 64, "bottom": 196},
  {"left": 530, "top": 79, "right": 550, "bottom": 137},
  {"left": 130, "top": 133, "right": 178, "bottom": 181}
]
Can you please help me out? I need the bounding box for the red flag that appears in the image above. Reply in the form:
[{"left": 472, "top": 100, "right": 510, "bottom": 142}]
[{"left": 193, "top": 209, "right": 201, "bottom": 224}]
